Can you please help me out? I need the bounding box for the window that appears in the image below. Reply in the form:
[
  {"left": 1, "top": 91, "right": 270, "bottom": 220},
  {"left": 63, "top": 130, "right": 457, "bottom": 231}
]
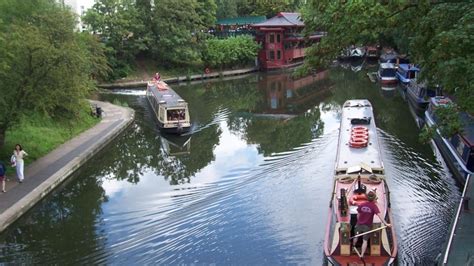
[
  {"left": 277, "top": 50, "right": 281, "bottom": 60},
  {"left": 269, "top": 33, "right": 274, "bottom": 43},
  {"left": 276, "top": 34, "right": 281, "bottom": 43},
  {"left": 269, "top": 51, "right": 275, "bottom": 60}
]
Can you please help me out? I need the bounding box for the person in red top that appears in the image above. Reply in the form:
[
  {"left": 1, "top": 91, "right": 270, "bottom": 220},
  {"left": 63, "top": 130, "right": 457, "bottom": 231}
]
[
  {"left": 152, "top": 72, "right": 161, "bottom": 82},
  {"left": 352, "top": 190, "right": 391, "bottom": 258}
]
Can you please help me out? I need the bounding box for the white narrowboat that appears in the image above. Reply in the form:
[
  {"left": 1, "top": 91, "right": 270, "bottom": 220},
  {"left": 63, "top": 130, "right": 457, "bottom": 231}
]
[{"left": 146, "top": 81, "right": 191, "bottom": 134}]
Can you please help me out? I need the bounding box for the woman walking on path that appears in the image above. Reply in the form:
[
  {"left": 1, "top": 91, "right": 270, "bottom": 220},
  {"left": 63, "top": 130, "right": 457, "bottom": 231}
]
[
  {"left": 12, "top": 144, "right": 27, "bottom": 183},
  {"left": 0, "top": 160, "right": 6, "bottom": 192}
]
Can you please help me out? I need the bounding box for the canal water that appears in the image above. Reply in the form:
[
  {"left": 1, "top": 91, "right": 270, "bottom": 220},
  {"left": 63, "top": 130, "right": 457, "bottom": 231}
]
[{"left": 0, "top": 65, "right": 460, "bottom": 265}]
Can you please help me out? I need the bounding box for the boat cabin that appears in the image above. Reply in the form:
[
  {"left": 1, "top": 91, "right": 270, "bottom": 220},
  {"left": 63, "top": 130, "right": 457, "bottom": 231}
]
[
  {"left": 146, "top": 81, "right": 191, "bottom": 134},
  {"left": 397, "top": 64, "right": 420, "bottom": 84},
  {"left": 377, "top": 63, "right": 398, "bottom": 84}
]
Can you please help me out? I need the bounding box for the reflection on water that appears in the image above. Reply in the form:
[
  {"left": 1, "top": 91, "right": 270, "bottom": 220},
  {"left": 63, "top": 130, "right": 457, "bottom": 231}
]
[{"left": 0, "top": 68, "right": 460, "bottom": 265}]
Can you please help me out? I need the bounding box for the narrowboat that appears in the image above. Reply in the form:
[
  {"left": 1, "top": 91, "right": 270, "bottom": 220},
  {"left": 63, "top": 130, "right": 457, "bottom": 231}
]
[
  {"left": 324, "top": 100, "right": 397, "bottom": 265},
  {"left": 396, "top": 64, "right": 420, "bottom": 85},
  {"left": 366, "top": 46, "right": 379, "bottom": 59},
  {"left": 379, "top": 50, "right": 398, "bottom": 64},
  {"left": 406, "top": 81, "right": 442, "bottom": 112},
  {"left": 146, "top": 81, "right": 191, "bottom": 134},
  {"left": 425, "top": 97, "right": 474, "bottom": 184},
  {"left": 349, "top": 45, "right": 366, "bottom": 58},
  {"left": 377, "top": 63, "right": 398, "bottom": 85}
]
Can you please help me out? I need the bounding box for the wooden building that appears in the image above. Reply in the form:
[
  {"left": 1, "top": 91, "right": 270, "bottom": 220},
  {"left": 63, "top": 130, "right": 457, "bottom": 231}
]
[{"left": 252, "top": 12, "right": 324, "bottom": 70}]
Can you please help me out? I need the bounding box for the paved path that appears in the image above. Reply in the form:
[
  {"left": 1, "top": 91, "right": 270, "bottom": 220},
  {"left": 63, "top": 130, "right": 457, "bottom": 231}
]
[
  {"left": 443, "top": 175, "right": 474, "bottom": 265},
  {"left": 0, "top": 101, "right": 134, "bottom": 232}
]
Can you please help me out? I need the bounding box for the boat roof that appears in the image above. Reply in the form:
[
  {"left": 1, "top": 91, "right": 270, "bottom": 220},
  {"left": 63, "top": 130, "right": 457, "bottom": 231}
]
[
  {"left": 335, "top": 99, "right": 384, "bottom": 173},
  {"left": 147, "top": 82, "right": 187, "bottom": 108},
  {"left": 380, "top": 63, "right": 396, "bottom": 69},
  {"left": 398, "top": 63, "right": 420, "bottom": 72}
]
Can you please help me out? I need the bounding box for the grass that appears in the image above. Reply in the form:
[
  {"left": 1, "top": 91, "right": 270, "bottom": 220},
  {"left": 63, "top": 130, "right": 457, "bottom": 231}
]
[{"left": 0, "top": 104, "right": 100, "bottom": 174}]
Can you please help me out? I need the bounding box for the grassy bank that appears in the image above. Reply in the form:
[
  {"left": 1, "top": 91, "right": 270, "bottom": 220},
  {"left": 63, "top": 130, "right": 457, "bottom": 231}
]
[{"left": 0, "top": 104, "right": 100, "bottom": 172}]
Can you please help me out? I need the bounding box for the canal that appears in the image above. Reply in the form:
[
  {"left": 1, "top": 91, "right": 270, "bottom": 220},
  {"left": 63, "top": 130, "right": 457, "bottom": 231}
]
[{"left": 0, "top": 66, "right": 460, "bottom": 265}]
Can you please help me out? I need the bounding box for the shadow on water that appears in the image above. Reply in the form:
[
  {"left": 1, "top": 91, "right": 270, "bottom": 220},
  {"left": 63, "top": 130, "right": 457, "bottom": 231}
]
[{"left": 0, "top": 67, "right": 460, "bottom": 265}]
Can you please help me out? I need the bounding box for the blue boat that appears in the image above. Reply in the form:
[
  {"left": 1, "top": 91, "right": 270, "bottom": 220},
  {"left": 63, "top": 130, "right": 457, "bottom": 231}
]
[
  {"left": 406, "top": 81, "right": 442, "bottom": 112},
  {"left": 396, "top": 64, "right": 420, "bottom": 85},
  {"left": 425, "top": 97, "right": 474, "bottom": 184}
]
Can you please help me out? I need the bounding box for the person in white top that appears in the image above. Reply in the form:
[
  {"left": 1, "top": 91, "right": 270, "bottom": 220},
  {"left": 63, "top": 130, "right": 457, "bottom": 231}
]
[{"left": 13, "top": 144, "right": 28, "bottom": 183}]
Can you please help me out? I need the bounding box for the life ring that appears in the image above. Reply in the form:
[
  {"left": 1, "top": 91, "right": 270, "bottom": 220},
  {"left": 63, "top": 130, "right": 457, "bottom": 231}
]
[
  {"left": 351, "top": 132, "right": 369, "bottom": 140},
  {"left": 205, "top": 68, "right": 211, "bottom": 74},
  {"left": 349, "top": 137, "right": 368, "bottom": 148},
  {"left": 352, "top": 126, "right": 368, "bottom": 131},
  {"left": 350, "top": 194, "right": 368, "bottom": 205}
]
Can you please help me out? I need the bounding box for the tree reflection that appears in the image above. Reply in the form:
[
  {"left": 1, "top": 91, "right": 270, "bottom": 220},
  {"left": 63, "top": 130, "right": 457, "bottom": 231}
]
[
  {"left": 0, "top": 169, "right": 107, "bottom": 264},
  {"left": 94, "top": 71, "right": 333, "bottom": 185}
]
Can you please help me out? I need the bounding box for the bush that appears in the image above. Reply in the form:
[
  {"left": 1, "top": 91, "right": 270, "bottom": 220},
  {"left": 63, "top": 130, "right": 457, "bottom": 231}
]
[{"left": 202, "top": 35, "right": 260, "bottom": 69}]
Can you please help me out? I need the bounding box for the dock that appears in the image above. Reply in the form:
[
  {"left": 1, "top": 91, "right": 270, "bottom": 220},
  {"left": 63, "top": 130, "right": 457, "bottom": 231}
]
[
  {"left": 441, "top": 174, "right": 474, "bottom": 265},
  {"left": 98, "top": 67, "right": 259, "bottom": 89}
]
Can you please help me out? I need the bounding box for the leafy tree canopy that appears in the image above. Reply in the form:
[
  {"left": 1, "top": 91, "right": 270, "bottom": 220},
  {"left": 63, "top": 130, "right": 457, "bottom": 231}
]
[
  {"left": 0, "top": 0, "right": 108, "bottom": 148},
  {"left": 302, "top": 1, "right": 474, "bottom": 113}
]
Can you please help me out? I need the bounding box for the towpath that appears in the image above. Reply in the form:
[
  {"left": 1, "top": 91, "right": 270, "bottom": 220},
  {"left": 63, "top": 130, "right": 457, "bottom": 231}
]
[{"left": 0, "top": 101, "right": 134, "bottom": 232}]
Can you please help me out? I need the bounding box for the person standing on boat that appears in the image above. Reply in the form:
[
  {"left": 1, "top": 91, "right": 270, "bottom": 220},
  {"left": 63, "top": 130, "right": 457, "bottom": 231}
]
[
  {"left": 12, "top": 144, "right": 28, "bottom": 183},
  {"left": 153, "top": 72, "right": 161, "bottom": 82},
  {"left": 352, "top": 190, "right": 391, "bottom": 258}
]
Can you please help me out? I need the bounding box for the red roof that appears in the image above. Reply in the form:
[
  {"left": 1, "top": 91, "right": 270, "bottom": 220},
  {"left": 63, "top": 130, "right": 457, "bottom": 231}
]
[{"left": 252, "top": 12, "right": 304, "bottom": 28}]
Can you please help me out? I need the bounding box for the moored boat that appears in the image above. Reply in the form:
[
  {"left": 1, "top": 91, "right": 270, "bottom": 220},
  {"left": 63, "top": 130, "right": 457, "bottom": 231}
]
[
  {"left": 366, "top": 46, "right": 379, "bottom": 59},
  {"left": 377, "top": 63, "right": 398, "bottom": 84},
  {"left": 146, "top": 81, "right": 191, "bottom": 134},
  {"left": 406, "top": 81, "right": 442, "bottom": 112},
  {"left": 324, "top": 99, "right": 397, "bottom": 265},
  {"left": 396, "top": 64, "right": 420, "bottom": 85},
  {"left": 425, "top": 97, "right": 474, "bottom": 184}
]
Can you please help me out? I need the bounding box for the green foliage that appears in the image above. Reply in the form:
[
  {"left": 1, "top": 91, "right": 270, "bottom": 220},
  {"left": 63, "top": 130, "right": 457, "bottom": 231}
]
[
  {"left": 202, "top": 35, "right": 260, "bottom": 68},
  {"left": 419, "top": 125, "right": 435, "bottom": 144},
  {"left": 0, "top": 103, "right": 99, "bottom": 165},
  {"left": 434, "top": 104, "right": 462, "bottom": 137},
  {"left": 236, "top": 0, "right": 304, "bottom": 17},
  {"left": 0, "top": 0, "right": 107, "bottom": 148},
  {"left": 216, "top": 0, "right": 238, "bottom": 19},
  {"left": 152, "top": 0, "right": 206, "bottom": 66},
  {"left": 302, "top": 1, "right": 474, "bottom": 114},
  {"left": 83, "top": 0, "right": 145, "bottom": 80}
]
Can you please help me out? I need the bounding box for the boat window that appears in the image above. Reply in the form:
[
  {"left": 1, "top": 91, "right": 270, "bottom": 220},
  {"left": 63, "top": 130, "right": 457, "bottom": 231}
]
[
  {"left": 408, "top": 71, "right": 417, "bottom": 79},
  {"left": 351, "top": 117, "right": 371, "bottom": 125},
  {"left": 167, "top": 109, "right": 186, "bottom": 121},
  {"left": 381, "top": 68, "right": 396, "bottom": 76}
]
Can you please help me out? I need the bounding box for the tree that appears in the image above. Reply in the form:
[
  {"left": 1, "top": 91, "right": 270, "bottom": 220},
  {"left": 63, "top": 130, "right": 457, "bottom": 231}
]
[
  {"left": 0, "top": 0, "right": 107, "bottom": 148},
  {"left": 237, "top": 0, "right": 304, "bottom": 17},
  {"left": 216, "top": 0, "right": 238, "bottom": 19},
  {"left": 302, "top": 1, "right": 474, "bottom": 113},
  {"left": 83, "top": 0, "right": 145, "bottom": 79},
  {"left": 152, "top": 0, "right": 207, "bottom": 66}
]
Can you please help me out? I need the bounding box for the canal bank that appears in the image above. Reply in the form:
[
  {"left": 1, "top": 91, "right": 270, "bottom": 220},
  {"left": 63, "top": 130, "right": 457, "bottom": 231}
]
[
  {"left": 0, "top": 101, "right": 134, "bottom": 233},
  {"left": 98, "top": 67, "right": 258, "bottom": 89}
]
